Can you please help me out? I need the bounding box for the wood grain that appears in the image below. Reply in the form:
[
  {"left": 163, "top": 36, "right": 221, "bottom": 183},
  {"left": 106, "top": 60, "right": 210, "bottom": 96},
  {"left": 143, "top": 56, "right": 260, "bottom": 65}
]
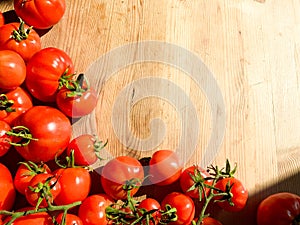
[{"left": 1, "top": 0, "right": 300, "bottom": 224}]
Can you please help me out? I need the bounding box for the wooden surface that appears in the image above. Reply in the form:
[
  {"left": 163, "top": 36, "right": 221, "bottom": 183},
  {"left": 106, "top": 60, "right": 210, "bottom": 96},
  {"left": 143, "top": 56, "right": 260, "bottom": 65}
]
[{"left": 1, "top": 0, "right": 300, "bottom": 224}]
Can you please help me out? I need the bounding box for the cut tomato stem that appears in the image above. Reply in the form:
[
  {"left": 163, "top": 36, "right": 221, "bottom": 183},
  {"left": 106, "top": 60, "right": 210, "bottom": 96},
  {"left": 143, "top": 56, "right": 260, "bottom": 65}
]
[
  {"left": 0, "top": 94, "right": 15, "bottom": 112},
  {"left": 6, "top": 126, "right": 38, "bottom": 146}
]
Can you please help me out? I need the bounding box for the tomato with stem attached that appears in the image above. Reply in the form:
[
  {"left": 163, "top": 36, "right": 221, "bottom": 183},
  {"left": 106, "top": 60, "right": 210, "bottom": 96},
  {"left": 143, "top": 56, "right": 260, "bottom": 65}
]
[
  {"left": 0, "top": 120, "right": 12, "bottom": 157},
  {"left": 138, "top": 198, "right": 161, "bottom": 225},
  {"left": 193, "top": 217, "right": 223, "bottom": 225},
  {"left": 55, "top": 213, "right": 83, "bottom": 225}
]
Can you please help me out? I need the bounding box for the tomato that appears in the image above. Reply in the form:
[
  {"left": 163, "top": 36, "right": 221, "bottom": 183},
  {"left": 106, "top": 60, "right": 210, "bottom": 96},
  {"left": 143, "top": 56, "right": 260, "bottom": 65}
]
[
  {"left": 25, "top": 173, "right": 61, "bottom": 208},
  {"left": 55, "top": 213, "right": 83, "bottom": 225},
  {"left": 257, "top": 192, "right": 300, "bottom": 225},
  {"left": 0, "top": 12, "right": 4, "bottom": 26},
  {"left": 66, "top": 134, "right": 106, "bottom": 166},
  {"left": 14, "top": 161, "right": 51, "bottom": 195},
  {"left": 180, "top": 165, "right": 212, "bottom": 200},
  {"left": 0, "top": 50, "right": 26, "bottom": 91},
  {"left": 9, "top": 106, "right": 72, "bottom": 162},
  {"left": 0, "top": 21, "right": 41, "bottom": 62},
  {"left": 148, "top": 150, "right": 182, "bottom": 186},
  {"left": 213, "top": 177, "right": 248, "bottom": 212},
  {"left": 53, "top": 167, "right": 91, "bottom": 205},
  {"left": 138, "top": 198, "right": 161, "bottom": 225},
  {"left": 78, "top": 194, "right": 113, "bottom": 225},
  {"left": 56, "top": 74, "right": 98, "bottom": 118},
  {"left": 101, "top": 156, "right": 144, "bottom": 200},
  {"left": 0, "top": 120, "right": 12, "bottom": 157},
  {"left": 25, "top": 47, "right": 74, "bottom": 102},
  {"left": 14, "top": 0, "right": 66, "bottom": 29},
  {"left": 161, "top": 192, "right": 195, "bottom": 225},
  {"left": 193, "top": 217, "right": 223, "bottom": 225},
  {"left": 0, "top": 163, "right": 16, "bottom": 220},
  {"left": 0, "top": 87, "right": 33, "bottom": 125}
]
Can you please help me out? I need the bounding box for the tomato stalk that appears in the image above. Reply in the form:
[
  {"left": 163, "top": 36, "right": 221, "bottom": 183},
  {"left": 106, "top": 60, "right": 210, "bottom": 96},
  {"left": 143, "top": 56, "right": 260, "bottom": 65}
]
[
  {"left": 12, "top": 19, "right": 32, "bottom": 42},
  {"left": 6, "top": 126, "right": 38, "bottom": 146},
  {"left": 0, "top": 94, "right": 15, "bottom": 113}
]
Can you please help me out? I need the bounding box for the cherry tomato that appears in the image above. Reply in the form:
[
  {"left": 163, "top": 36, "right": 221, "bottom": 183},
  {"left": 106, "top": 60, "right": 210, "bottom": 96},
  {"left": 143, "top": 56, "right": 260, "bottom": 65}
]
[
  {"left": 14, "top": 0, "right": 66, "bottom": 29},
  {"left": 148, "top": 150, "right": 182, "bottom": 186},
  {"left": 66, "top": 134, "right": 106, "bottom": 166},
  {"left": 0, "top": 87, "right": 33, "bottom": 125},
  {"left": 25, "top": 47, "right": 74, "bottom": 102},
  {"left": 0, "top": 50, "right": 26, "bottom": 90},
  {"left": 138, "top": 198, "right": 161, "bottom": 225},
  {"left": 0, "top": 12, "right": 4, "bottom": 26},
  {"left": 53, "top": 167, "right": 91, "bottom": 205},
  {"left": 10, "top": 106, "right": 72, "bottom": 162},
  {"left": 257, "top": 192, "right": 300, "bottom": 225},
  {"left": 0, "top": 163, "right": 16, "bottom": 220},
  {"left": 55, "top": 213, "right": 83, "bottom": 225},
  {"left": 101, "top": 156, "right": 144, "bottom": 200},
  {"left": 161, "top": 192, "right": 195, "bottom": 225},
  {"left": 25, "top": 173, "right": 61, "bottom": 208},
  {"left": 78, "top": 194, "right": 113, "bottom": 225},
  {"left": 14, "top": 161, "right": 51, "bottom": 195},
  {"left": 180, "top": 165, "right": 212, "bottom": 200},
  {"left": 213, "top": 177, "right": 248, "bottom": 212},
  {"left": 193, "top": 217, "right": 223, "bottom": 225},
  {"left": 0, "top": 21, "right": 41, "bottom": 62},
  {"left": 0, "top": 120, "right": 12, "bottom": 157}
]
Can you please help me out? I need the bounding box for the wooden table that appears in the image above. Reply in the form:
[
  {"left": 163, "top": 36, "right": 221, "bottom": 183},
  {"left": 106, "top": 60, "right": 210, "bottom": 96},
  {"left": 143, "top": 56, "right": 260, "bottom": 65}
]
[{"left": 1, "top": 0, "right": 299, "bottom": 224}]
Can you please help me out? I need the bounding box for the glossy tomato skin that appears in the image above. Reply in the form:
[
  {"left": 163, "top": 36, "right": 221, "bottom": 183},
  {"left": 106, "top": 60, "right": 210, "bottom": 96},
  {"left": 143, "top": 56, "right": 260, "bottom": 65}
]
[
  {"left": 0, "top": 163, "right": 16, "bottom": 220},
  {"left": 257, "top": 192, "right": 300, "bottom": 225},
  {"left": 0, "top": 87, "right": 33, "bottom": 125},
  {"left": 55, "top": 213, "right": 83, "bottom": 225},
  {"left": 56, "top": 86, "right": 98, "bottom": 118},
  {"left": 53, "top": 167, "right": 91, "bottom": 205},
  {"left": 193, "top": 217, "right": 223, "bottom": 225},
  {"left": 25, "top": 47, "right": 74, "bottom": 102},
  {"left": 0, "top": 22, "right": 41, "bottom": 62},
  {"left": 0, "top": 50, "right": 26, "bottom": 90},
  {"left": 214, "top": 177, "right": 248, "bottom": 212},
  {"left": 138, "top": 198, "right": 161, "bottom": 225},
  {"left": 161, "top": 192, "right": 195, "bottom": 225},
  {"left": 149, "top": 150, "right": 182, "bottom": 186},
  {"left": 78, "top": 194, "right": 113, "bottom": 225},
  {"left": 180, "top": 165, "right": 212, "bottom": 199},
  {"left": 0, "top": 120, "right": 12, "bottom": 157},
  {"left": 14, "top": 0, "right": 66, "bottom": 29},
  {"left": 0, "top": 12, "right": 4, "bottom": 26},
  {"left": 12, "top": 106, "right": 72, "bottom": 162},
  {"left": 101, "top": 156, "right": 144, "bottom": 200}
]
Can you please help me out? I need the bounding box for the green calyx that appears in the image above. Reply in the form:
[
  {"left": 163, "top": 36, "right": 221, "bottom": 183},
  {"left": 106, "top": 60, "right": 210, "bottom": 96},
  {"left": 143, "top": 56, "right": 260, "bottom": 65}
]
[
  {"left": 0, "top": 94, "right": 15, "bottom": 113},
  {"left": 6, "top": 126, "right": 38, "bottom": 146},
  {"left": 12, "top": 19, "right": 32, "bottom": 42}
]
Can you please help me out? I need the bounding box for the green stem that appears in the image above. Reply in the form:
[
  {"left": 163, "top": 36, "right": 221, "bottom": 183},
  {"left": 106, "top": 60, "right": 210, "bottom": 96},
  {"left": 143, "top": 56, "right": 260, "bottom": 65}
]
[{"left": 6, "top": 126, "right": 38, "bottom": 146}]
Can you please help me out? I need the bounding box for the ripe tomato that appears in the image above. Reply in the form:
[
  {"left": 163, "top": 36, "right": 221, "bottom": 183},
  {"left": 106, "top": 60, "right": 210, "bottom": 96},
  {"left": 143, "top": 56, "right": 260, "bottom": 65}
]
[
  {"left": 14, "top": 0, "right": 66, "bottom": 29},
  {"left": 25, "top": 47, "right": 74, "bottom": 102},
  {"left": 10, "top": 106, "right": 72, "bottom": 162},
  {"left": 14, "top": 161, "right": 51, "bottom": 195},
  {"left": 0, "top": 120, "right": 12, "bottom": 157},
  {"left": 0, "top": 50, "right": 26, "bottom": 91},
  {"left": 101, "top": 156, "right": 144, "bottom": 200},
  {"left": 0, "top": 163, "right": 16, "bottom": 220},
  {"left": 257, "top": 192, "right": 300, "bottom": 225},
  {"left": 0, "top": 21, "right": 41, "bottom": 62},
  {"left": 78, "top": 194, "right": 113, "bottom": 225},
  {"left": 55, "top": 213, "right": 83, "bottom": 225},
  {"left": 161, "top": 192, "right": 195, "bottom": 225},
  {"left": 138, "top": 198, "right": 161, "bottom": 225},
  {"left": 148, "top": 150, "right": 182, "bottom": 186},
  {"left": 0, "top": 12, "right": 4, "bottom": 26},
  {"left": 25, "top": 173, "right": 61, "bottom": 208},
  {"left": 193, "top": 217, "right": 223, "bottom": 225},
  {"left": 66, "top": 134, "right": 106, "bottom": 166},
  {"left": 0, "top": 87, "right": 33, "bottom": 125},
  {"left": 180, "top": 165, "right": 212, "bottom": 200},
  {"left": 53, "top": 167, "right": 91, "bottom": 205},
  {"left": 213, "top": 177, "right": 248, "bottom": 212}
]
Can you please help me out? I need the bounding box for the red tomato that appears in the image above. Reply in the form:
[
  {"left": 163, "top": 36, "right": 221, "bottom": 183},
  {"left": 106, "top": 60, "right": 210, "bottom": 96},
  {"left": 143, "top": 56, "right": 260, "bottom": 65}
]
[
  {"left": 193, "top": 217, "right": 223, "bottom": 225},
  {"left": 0, "top": 50, "right": 26, "bottom": 90},
  {"left": 0, "top": 163, "right": 16, "bottom": 220},
  {"left": 0, "top": 21, "right": 41, "bottom": 62},
  {"left": 53, "top": 167, "right": 91, "bottom": 205},
  {"left": 161, "top": 192, "right": 195, "bottom": 225},
  {"left": 138, "top": 198, "right": 161, "bottom": 225},
  {"left": 0, "top": 12, "right": 4, "bottom": 26},
  {"left": 14, "top": 162, "right": 51, "bottom": 195},
  {"left": 0, "top": 120, "right": 12, "bottom": 157},
  {"left": 66, "top": 134, "right": 106, "bottom": 166},
  {"left": 148, "top": 150, "right": 182, "bottom": 186},
  {"left": 25, "top": 173, "right": 61, "bottom": 208},
  {"left": 257, "top": 192, "right": 300, "bottom": 225},
  {"left": 10, "top": 106, "right": 72, "bottom": 162},
  {"left": 14, "top": 0, "right": 66, "bottom": 29},
  {"left": 0, "top": 87, "right": 33, "bottom": 125},
  {"left": 25, "top": 47, "right": 74, "bottom": 102},
  {"left": 55, "top": 213, "right": 83, "bottom": 225},
  {"left": 78, "top": 194, "right": 113, "bottom": 225},
  {"left": 180, "top": 165, "right": 212, "bottom": 200},
  {"left": 101, "top": 156, "right": 144, "bottom": 200},
  {"left": 213, "top": 177, "right": 248, "bottom": 212}
]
